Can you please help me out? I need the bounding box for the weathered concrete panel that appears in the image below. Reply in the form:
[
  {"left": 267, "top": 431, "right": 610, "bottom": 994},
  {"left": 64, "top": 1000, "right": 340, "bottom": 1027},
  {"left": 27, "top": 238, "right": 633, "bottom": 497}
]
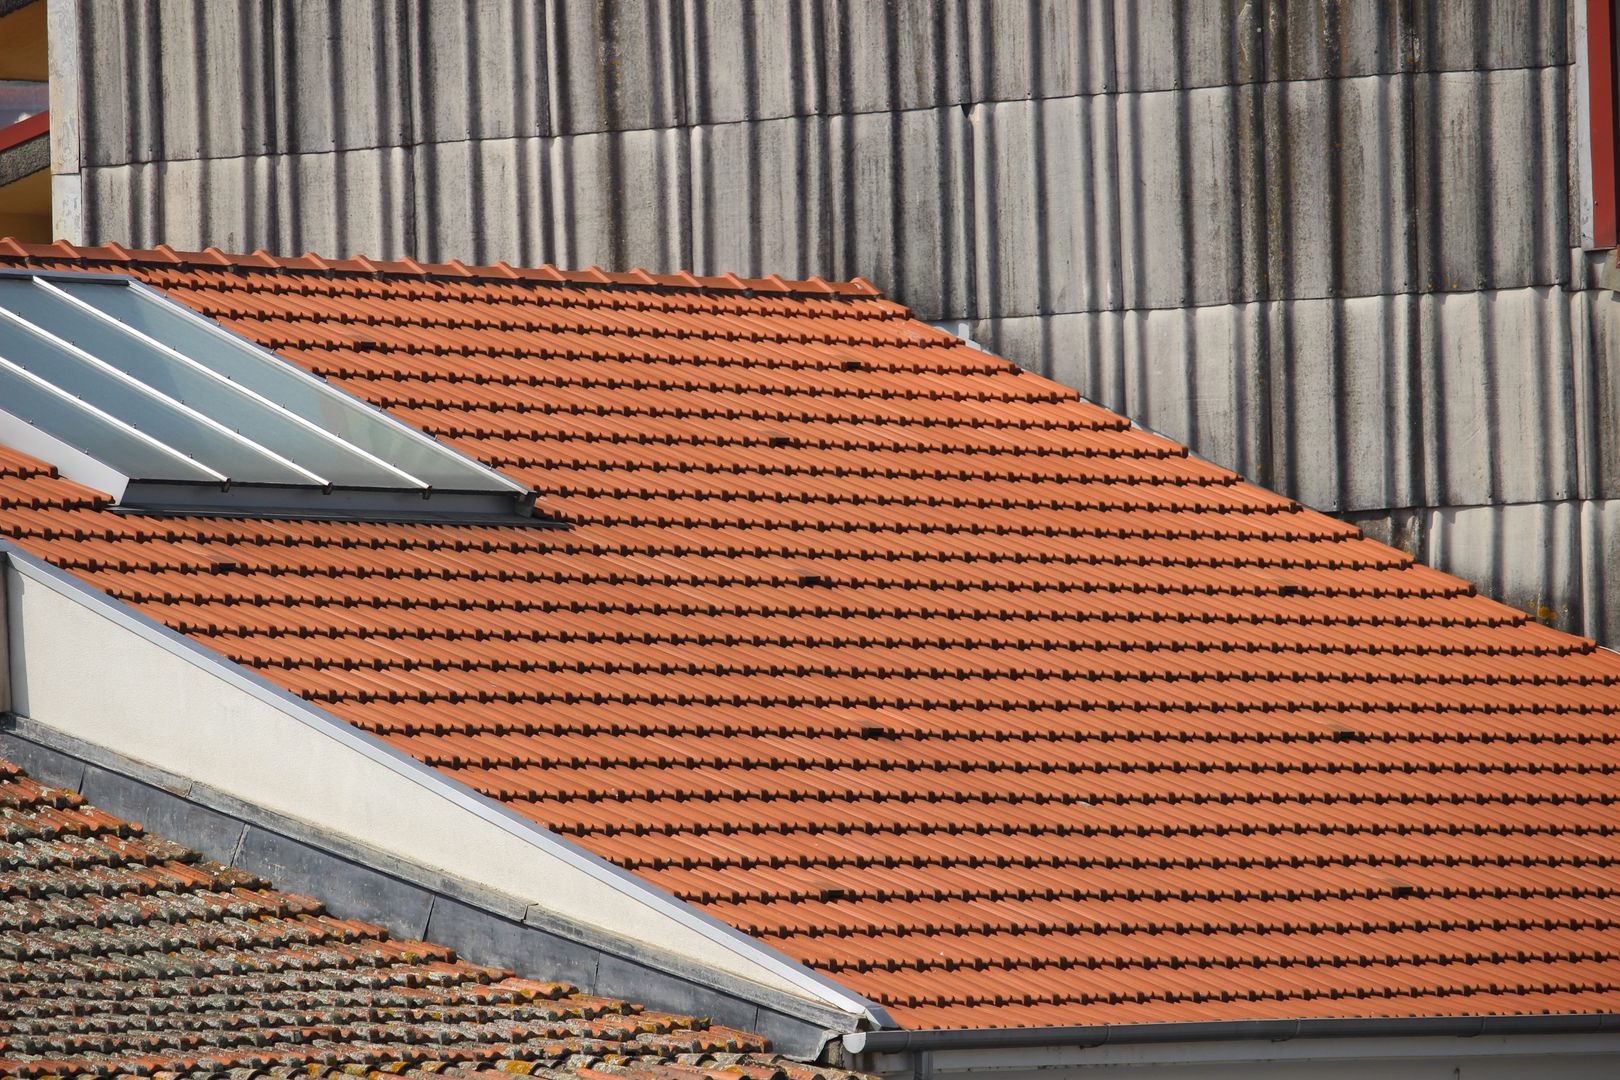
[
  {"left": 545, "top": 0, "right": 686, "bottom": 135},
  {"left": 415, "top": 128, "right": 691, "bottom": 271},
  {"left": 1405, "top": 0, "right": 1571, "bottom": 76},
  {"left": 962, "top": 0, "right": 1113, "bottom": 103},
  {"left": 1116, "top": 83, "right": 1261, "bottom": 310},
  {"left": 970, "top": 95, "right": 1122, "bottom": 320},
  {"left": 1115, "top": 0, "right": 1569, "bottom": 93},
  {"left": 689, "top": 105, "right": 975, "bottom": 304},
  {"left": 79, "top": 0, "right": 411, "bottom": 166},
  {"left": 546, "top": 126, "right": 690, "bottom": 273},
  {"left": 1577, "top": 283, "right": 1620, "bottom": 502},
  {"left": 1420, "top": 287, "right": 1579, "bottom": 509},
  {"left": 974, "top": 72, "right": 1418, "bottom": 320},
  {"left": 63, "top": 0, "right": 1575, "bottom": 167},
  {"left": 1414, "top": 66, "right": 1570, "bottom": 293},
  {"left": 978, "top": 284, "right": 1587, "bottom": 516},
  {"left": 1267, "top": 293, "right": 1423, "bottom": 513},
  {"left": 1262, "top": 73, "right": 1415, "bottom": 301},
  {"left": 829, "top": 106, "right": 973, "bottom": 315},
  {"left": 413, "top": 0, "right": 547, "bottom": 144},
  {"left": 1351, "top": 496, "right": 1620, "bottom": 646},
  {"left": 690, "top": 115, "right": 832, "bottom": 281},
  {"left": 82, "top": 147, "right": 416, "bottom": 260}
]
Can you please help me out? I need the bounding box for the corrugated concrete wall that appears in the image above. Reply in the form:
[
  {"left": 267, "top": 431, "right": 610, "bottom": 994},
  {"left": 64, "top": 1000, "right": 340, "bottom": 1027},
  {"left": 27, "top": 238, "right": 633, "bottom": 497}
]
[{"left": 47, "top": 0, "right": 1620, "bottom": 644}]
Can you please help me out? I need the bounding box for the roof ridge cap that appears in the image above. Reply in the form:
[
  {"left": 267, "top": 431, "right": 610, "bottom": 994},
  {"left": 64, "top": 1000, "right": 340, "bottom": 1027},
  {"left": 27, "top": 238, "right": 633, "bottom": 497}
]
[{"left": 0, "top": 238, "right": 889, "bottom": 299}]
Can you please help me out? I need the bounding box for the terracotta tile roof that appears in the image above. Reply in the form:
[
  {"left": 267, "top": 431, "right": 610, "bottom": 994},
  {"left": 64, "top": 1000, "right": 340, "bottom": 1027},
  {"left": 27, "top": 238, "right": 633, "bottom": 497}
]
[
  {"left": 0, "top": 754, "right": 866, "bottom": 1079},
  {"left": 1, "top": 240, "right": 1620, "bottom": 1030}
]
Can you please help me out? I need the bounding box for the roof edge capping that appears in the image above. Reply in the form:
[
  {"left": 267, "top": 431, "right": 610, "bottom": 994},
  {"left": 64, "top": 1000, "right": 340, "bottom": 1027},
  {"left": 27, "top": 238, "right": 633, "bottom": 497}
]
[
  {"left": 0, "top": 540, "right": 896, "bottom": 1034},
  {"left": 842, "top": 1013, "right": 1620, "bottom": 1055},
  {"left": 0, "top": 239, "right": 887, "bottom": 300}
]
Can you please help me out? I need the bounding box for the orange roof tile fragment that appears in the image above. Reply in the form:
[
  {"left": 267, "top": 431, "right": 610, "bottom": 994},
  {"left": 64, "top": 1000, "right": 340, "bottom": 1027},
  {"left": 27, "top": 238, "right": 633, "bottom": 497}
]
[{"left": 0, "top": 241, "right": 1619, "bottom": 1030}]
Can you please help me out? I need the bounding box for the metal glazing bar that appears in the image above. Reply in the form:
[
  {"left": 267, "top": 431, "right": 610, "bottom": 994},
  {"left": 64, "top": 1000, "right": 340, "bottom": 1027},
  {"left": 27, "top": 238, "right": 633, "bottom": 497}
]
[
  {"left": 123, "top": 281, "right": 528, "bottom": 496},
  {"left": 0, "top": 299, "right": 329, "bottom": 486},
  {"left": 38, "top": 278, "right": 432, "bottom": 491},
  {"left": 0, "top": 350, "right": 228, "bottom": 482}
]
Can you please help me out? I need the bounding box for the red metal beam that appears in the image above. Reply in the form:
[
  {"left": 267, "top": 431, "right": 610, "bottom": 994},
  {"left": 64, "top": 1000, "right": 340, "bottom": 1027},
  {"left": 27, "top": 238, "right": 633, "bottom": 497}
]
[
  {"left": 0, "top": 109, "right": 47, "bottom": 156},
  {"left": 1589, "top": 0, "right": 1617, "bottom": 247}
]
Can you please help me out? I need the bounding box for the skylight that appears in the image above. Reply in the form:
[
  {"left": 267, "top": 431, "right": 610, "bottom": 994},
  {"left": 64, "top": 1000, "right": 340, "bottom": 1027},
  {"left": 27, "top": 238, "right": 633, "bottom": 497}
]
[{"left": 0, "top": 271, "right": 540, "bottom": 522}]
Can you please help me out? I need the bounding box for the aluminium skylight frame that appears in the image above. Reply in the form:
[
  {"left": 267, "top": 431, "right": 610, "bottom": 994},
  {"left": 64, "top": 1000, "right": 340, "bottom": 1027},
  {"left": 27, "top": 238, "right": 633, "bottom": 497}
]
[{"left": 0, "top": 269, "right": 544, "bottom": 524}]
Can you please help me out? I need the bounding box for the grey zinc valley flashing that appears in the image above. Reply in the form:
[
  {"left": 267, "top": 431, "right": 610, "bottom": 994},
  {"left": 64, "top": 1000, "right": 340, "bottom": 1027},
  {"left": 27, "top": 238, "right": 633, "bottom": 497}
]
[{"left": 0, "top": 541, "right": 894, "bottom": 1045}]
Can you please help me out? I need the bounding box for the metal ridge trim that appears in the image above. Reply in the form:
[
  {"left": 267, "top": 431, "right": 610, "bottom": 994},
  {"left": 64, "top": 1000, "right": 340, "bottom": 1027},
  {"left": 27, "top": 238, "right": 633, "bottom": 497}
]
[
  {"left": 842, "top": 1013, "right": 1620, "bottom": 1054},
  {"left": 0, "top": 540, "right": 895, "bottom": 1030},
  {"left": 0, "top": 242, "right": 884, "bottom": 299}
]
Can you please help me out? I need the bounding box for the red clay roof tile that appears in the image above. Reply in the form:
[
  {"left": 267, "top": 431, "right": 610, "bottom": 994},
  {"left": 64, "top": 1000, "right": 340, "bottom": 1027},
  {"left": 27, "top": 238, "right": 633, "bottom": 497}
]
[{"left": 0, "top": 242, "right": 1618, "bottom": 1030}]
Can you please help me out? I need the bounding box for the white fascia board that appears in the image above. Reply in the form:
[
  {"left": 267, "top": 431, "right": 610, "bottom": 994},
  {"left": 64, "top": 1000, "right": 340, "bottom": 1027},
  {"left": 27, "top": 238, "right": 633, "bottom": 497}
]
[{"left": 0, "top": 540, "right": 891, "bottom": 1028}]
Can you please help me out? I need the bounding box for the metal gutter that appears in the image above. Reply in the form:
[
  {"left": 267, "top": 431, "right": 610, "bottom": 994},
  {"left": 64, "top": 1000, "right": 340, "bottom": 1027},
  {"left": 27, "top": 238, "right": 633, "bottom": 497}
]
[
  {"left": 0, "top": 539, "right": 894, "bottom": 1031},
  {"left": 842, "top": 1013, "right": 1620, "bottom": 1055}
]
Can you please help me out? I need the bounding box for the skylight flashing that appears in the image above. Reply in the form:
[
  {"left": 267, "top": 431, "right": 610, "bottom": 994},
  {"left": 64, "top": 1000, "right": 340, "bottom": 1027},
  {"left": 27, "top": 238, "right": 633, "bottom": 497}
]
[{"left": 0, "top": 270, "right": 544, "bottom": 524}]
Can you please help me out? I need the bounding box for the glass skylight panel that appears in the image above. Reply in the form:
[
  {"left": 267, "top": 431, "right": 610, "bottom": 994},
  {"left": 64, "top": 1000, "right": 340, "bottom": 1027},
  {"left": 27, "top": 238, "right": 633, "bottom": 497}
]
[{"left": 0, "top": 271, "right": 536, "bottom": 522}]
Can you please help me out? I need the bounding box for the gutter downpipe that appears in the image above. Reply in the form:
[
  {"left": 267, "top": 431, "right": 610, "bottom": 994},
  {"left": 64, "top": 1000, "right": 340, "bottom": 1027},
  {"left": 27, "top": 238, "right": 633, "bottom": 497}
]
[{"left": 842, "top": 1012, "right": 1620, "bottom": 1055}]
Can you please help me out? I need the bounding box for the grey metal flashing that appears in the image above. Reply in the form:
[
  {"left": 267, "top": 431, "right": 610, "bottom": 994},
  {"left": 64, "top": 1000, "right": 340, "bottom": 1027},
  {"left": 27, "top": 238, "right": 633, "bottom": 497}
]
[
  {"left": 0, "top": 561, "right": 8, "bottom": 714},
  {"left": 841, "top": 1013, "right": 1620, "bottom": 1056},
  {"left": 0, "top": 540, "right": 892, "bottom": 1034},
  {"left": 109, "top": 480, "right": 558, "bottom": 526},
  {"left": 0, "top": 268, "right": 143, "bottom": 284},
  {"left": 0, "top": 716, "right": 865, "bottom": 1060}
]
